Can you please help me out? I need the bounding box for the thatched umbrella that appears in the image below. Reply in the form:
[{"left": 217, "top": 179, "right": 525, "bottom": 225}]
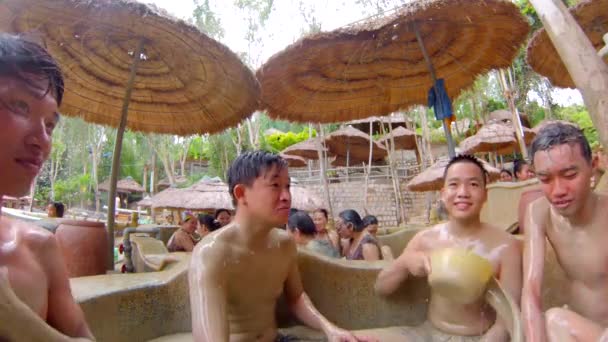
[
  {"left": 459, "top": 123, "right": 518, "bottom": 155},
  {"left": 282, "top": 138, "right": 329, "bottom": 160},
  {"left": 147, "top": 180, "right": 234, "bottom": 211},
  {"left": 99, "top": 177, "right": 144, "bottom": 194},
  {"left": 157, "top": 175, "right": 188, "bottom": 191},
  {"left": 407, "top": 157, "right": 501, "bottom": 192},
  {"left": 527, "top": 0, "right": 608, "bottom": 88},
  {"left": 257, "top": 0, "right": 529, "bottom": 157},
  {"left": 346, "top": 116, "right": 410, "bottom": 135},
  {"left": 377, "top": 126, "right": 418, "bottom": 151},
  {"left": 2, "top": 0, "right": 259, "bottom": 268},
  {"left": 324, "top": 126, "right": 387, "bottom": 164},
  {"left": 280, "top": 153, "right": 307, "bottom": 168}
]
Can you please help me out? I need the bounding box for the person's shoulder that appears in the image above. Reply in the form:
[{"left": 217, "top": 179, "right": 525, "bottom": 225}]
[
  {"left": 270, "top": 228, "right": 297, "bottom": 251},
  {"left": 9, "top": 218, "right": 55, "bottom": 246}
]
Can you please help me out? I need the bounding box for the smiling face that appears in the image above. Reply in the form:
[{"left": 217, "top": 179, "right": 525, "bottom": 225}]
[
  {"left": 441, "top": 161, "right": 487, "bottom": 223},
  {"left": 216, "top": 211, "right": 231, "bottom": 227},
  {"left": 533, "top": 143, "right": 594, "bottom": 218},
  {"left": 182, "top": 217, "right": 198, "bottom": 234},
  {"left": 312, "top": 211, "right": 328, "bottom": 232},
  {"left": 0, "top": 75, "right": 58, "bottom": 197},
  {"left": 241, "top": 164, "right": 292, "bottom": 227}
]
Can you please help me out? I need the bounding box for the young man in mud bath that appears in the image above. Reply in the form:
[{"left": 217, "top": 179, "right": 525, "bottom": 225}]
[
  {"left": 522, "top": 123, "right": 608, "bottom": 342},
  {"left": 0, "top": 34, "right": 93, "bottom": 340},
  {"left": 375, "top": 155, "right": 522, "bottom": 341},
  {"left": 189, "top": 151, "right": 375, "bottom": 342}
]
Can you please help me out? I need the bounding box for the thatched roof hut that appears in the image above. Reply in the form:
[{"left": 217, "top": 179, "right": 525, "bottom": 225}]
[{"left": 99, "top": 177, "right": 145, "bottom": 194}]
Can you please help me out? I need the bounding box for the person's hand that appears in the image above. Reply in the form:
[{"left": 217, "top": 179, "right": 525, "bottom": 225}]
[
  {"left": 408, "top": 251, "right": 431, "bottom": 277},
  {"left": 326, "top": 325, "right": 378, "bottom": 342}
]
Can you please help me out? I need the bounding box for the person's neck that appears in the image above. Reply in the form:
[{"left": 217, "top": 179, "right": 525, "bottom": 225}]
[
  {"left": 233, "top": 210, "right": 273, "bottom": 249},
  {"left": 446, "top": 216, "right": 483, "bottom": 238},
  {"left": 299, "top": 235, "right": 313, "bottom": 245},
  {"left": 567, "top": 192, "right": 598, "bottom": 227}
]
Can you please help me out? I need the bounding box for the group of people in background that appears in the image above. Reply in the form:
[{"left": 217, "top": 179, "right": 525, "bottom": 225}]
[
  {"left": 166, "top": 208, "right": 232, "bottom": 252},
  {"left": 499, "top": 158, "right": 535, "bottom": 182},
  {"left": 287, "top": 207, "right": 384, "bottom": 261}
]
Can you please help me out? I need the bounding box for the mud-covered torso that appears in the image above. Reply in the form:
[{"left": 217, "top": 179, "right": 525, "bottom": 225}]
[{"left": 545, "top": 197, "right": 608, "bottom": 325}]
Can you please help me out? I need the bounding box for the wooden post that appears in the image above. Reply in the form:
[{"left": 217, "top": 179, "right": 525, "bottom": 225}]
[
  {"left": 498, "top": 69, "right": 528, "bottom": 158},
  {"left": 529, "top": 0, "right": 608, "bottom": 150},
  {"left": 363, "top": 121, "right": 374, "bottom": 214},
  {"left": 317, "top": 125, "right": 333, "bottom": 220},
  {"left": 106, "top": 39, "right": 145, "bottom": 270},
  {"left": 413, "top": 23, "right": 456, "bottom": 158}
]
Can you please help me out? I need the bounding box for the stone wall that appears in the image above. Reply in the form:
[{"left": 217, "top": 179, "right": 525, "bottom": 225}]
[{"left": 304, "top": 180, "right": 427, "bottom": 227}]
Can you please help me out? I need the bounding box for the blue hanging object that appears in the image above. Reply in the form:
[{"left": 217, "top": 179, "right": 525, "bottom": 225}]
[{"left": 428, "top": 79, "right": 454, "bottom": 121}]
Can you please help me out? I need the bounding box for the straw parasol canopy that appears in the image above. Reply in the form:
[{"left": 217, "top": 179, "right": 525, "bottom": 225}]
[
  {"left": 99, "top": 177, "right": 144, "bottom": 194},
  {"left": 531, "top": 119, "right": 579, "bottom": 134},
  {"left": 526, "top": 0, "right": 608, "bottom": 88},
  {"left": 256, "top": 0, "right": 529, "bottom": 123},
  {"left": 324, "top": 126, "right": 388, "bottom": 162},
  {"left": 459, "top": 123, "right": 517, "bottom": 155},
  {"left": 281, "top": 138, "right": 328, "bottom": 160},
  {"left": 346, "top": 116, "right": 411, "bottom": 135},
  {"left": 145, "top": 179, "right": 234, "bottom": 211},
  {"left": 280, "top": 153, "right": 307, "bottom": 168},
  {"left": 1, "top": 0, "right": 259, "bottom": 135},
  {"left": 407, "top": 157, "right": 501, "bottom": 192},
  {"left": 377, "top": 126, "right": 418, "bottom": 151},
  {"left": 157, "top": 175, "right": 188, "bottom": 190}
]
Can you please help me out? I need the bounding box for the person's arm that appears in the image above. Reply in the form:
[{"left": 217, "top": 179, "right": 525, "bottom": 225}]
[
  {"left": 522, "top": 201, "right": 547, "bottom": 342},
  {"left": 374, "top": 234, "right": 429, "bottom": 296},
  {"left": 283, "top": 241, "right": 375, "bottom": 342},
  {"left": 481, "top": 239, "right": 523, "bottom": 342},
  {"left": 189, "top": 245, "right": 229, "bottom": 342},
  {"left": 362, "top": 243, "right": 380, "bottom": 261}
]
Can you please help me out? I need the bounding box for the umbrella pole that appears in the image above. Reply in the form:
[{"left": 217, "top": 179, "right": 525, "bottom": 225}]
[
  {"left": 106, "top": 39, "right": 145, "bottom": 271},
  {"left": 498, "top": 69, "right": 528, "bottom": 158},
  {"left": 317, "top": 124, "right": 334, "bottom": 220},
  {"left": 346, "top": 141, "right": 350, "bottom": 182},
  {"left": 529, "top": 0, "right": 608, "bottom": 151},
  {"left": 413, "top": 23, "right": 456, "bottom": 158},
  {"left": 364, "top": 121, "right": 374, "bottom": 215}
]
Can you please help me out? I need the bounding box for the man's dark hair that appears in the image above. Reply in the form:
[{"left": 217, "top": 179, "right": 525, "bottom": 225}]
[
  {"left": 512, "top": 159, "right": 528, "bottom": 179},
  {"left": 227, "top": 151, "right": 288, "bottom": 206},
  {"left": 287, "top": 211, "right": 317, "bottom": 236},
  {"left": 214, "top": 208, "right": 231, "bottom": 219},
  {"left": 53, "top": 202, "right": 65, "bottom": 218},
  {"left": 0, "top": 34, "right": 64, "bottom": 106},
  {"left": 500, "top": 169, "right": 512, "bottom": 177},
  {"left": 198, "top": 214, "right": 220, "bottom": 232},
  {"left": 289, "top": 208, "right": 299, "bottom": 217},
  {"left": 362, "top": 215, "right": 378, "bottom": 228},
  {"left": 443, "top": 154, "right": 488, "bottom": 185},
  {"left": 314, "top": 208, "right": 328, "bottom": 219},
  {"left": 339, "top": 209, "right": 364, "bottom": 232},
  {"left": 530, "top": 122, "right": 592, "bottom": 164}
]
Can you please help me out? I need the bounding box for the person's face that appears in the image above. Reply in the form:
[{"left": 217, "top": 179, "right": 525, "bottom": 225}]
[
  {"left": 216, "top": 211, "right": 231, "bottom": 227},
  {"left": 516, "top": 164, "right": 531, "bottom": 181},
  {"left": 500, "top": 171, "right": 513, "bottom": 182},
  {"left": 0, "top": 76, "right": 58, "bottom": 197},
  {"left": 366, "top": 223, "right": 379, "bottom": 236},
  {"left": 182, "top": 218, "right": 198, "bottom": 233},
  {"left": 441, "top": 162, "right": 487, "bottom": 222},
  {"left": 241, "top": 165, "right": 291, "bottom": 227},
  {"left": 534, "top": 144, "right": 594, "bottom": 218},
  {"left": 197, "top": 224, "right": 209, "bottom": 236},
  {"left": 336, "top": 217, "right": 353, "bottom": 239},
  {"left": 47, "top": 204, "right": 56, "bottom": 217},
  {"left": 312, "top": 211, "right": 327, "bottom": 232}
]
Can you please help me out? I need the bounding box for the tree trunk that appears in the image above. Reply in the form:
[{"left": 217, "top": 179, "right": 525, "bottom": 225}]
[{"left": 529, "top": 0, "right": 608, "bottom": 150}]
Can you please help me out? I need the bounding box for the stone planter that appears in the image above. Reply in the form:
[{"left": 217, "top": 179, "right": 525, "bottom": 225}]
[{"left": 55, "top": 220, "right": 108, "bottom": 277}]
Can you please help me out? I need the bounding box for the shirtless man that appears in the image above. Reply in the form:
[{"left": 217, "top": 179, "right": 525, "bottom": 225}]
[
  {"left": 189, "top": 151, "right": 374, "bottom": 342},
  {"left": 0, "top": 34, "right": 93, "bottom": 340},
  {"left": 522, "top": 122, "right": 608, "bottom": 342},
  {"left": 375, "top": 155, "right": 522, "bottom": 341}
]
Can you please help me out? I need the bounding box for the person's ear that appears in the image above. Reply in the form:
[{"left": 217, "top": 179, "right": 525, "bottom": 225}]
[{"left": 233, "top": 184, "right": 247, "bottom": 205}]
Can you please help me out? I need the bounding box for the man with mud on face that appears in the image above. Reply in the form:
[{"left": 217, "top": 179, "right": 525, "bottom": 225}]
[
  {"left": 0, "top": 34, "right": 93, "bottom": 341},
  {"left": 189, "top": 151, "right": 376, "bottom": 342},
  {"left": 375, "top": 155, "right": 522, "bottom": 342},
  {"left": 522, "top": 123, "right": 608, "bottom": 342}
]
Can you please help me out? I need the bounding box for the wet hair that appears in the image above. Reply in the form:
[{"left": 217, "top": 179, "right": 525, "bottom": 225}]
[
  {"left": 443, "top": 154, "right": 488, "bottom": 185},
  {"left": 289, "top": 208, "right": 298, "bottom": 217},
  {"left": 227, "top": 151, "right": 288, "bottom": 206},
  {"left": 500, "top": 169, "right": 512, "bottom": 177},
  {"left": 52, "top": 202, "right": 64, "bottom": 218},
  {"left": 214, "top": 208, "right": 231, "bottom": 219},
  {"left": 530, "top": 122, "right": 592, "bottom": 165},
  {"left": 0, "top": 34, "right": 64, "bottom": 106},
  {"left": 198, "top": 214, "right": 220, "bottom": 232},
  {"left": 362, "top": 215, "right": 378, "bottom": 228},
  {"left": 287, "top": 211, "right": 317, "bottom": 236},
  {"left": 339, "top": 209, "right": 364, "bottom": 232},
  {"left": 513, "top": 159, "right": 528, "bottom": 179},
  {"left": 314, "top": 208, "right": 328, "bottom": 219}
]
